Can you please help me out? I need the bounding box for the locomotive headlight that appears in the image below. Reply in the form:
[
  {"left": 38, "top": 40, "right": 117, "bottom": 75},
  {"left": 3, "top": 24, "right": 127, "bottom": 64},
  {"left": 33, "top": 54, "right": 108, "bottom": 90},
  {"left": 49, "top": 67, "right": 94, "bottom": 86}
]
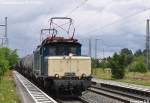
[
  {"left": 55, "top": 74, "right": 59, "bottom": 78},
  {"left": 69, "top": 53, "right": 73, "bottom": 56},
  {"left": 82, "top": 73, "right": 86, "bottom": 78}
]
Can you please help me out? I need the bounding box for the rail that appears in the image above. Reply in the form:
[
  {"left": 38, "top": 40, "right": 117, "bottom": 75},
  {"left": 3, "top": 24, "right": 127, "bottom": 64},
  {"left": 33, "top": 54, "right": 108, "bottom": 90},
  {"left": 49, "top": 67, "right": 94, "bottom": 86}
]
[{"left": 91, "top": 80, "right": 150, "bottom": 103}]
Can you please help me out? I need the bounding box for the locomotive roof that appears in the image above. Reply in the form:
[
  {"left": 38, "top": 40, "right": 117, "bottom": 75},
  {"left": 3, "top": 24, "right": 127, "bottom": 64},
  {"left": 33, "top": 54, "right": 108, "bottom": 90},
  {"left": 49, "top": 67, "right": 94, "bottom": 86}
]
[
  {"left": 41, "top": 36, "right": 81, "bottom": 46},
  {"left": 36, "top": 36, "right": 81, "bottom": 50}
]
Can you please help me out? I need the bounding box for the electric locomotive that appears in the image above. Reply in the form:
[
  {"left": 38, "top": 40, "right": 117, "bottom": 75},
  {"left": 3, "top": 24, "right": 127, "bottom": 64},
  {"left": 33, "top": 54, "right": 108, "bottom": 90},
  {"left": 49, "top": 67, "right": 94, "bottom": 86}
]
[{"left": 16, "top": 17, "right": 92, "bottom": 96}]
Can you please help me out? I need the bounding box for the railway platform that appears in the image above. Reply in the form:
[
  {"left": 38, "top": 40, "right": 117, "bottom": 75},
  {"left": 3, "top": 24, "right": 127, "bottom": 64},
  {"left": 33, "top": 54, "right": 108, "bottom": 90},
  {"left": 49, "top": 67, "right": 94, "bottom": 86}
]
[
  {"left": 92, "top": 78, "right": 150, "bottom": 93},
  {"left": 13, "top": 70, "right": 57, "bottom": 103},
  {"left": 92, "top": 78, "right": 150, "bottom": 102}
]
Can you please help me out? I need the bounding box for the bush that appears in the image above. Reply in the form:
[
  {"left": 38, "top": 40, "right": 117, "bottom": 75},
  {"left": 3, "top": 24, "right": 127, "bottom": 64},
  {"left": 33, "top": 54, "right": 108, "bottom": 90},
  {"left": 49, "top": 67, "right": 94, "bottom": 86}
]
[
  {"left": 109, "top": 53, "right": 126, "bottom": 79},
  {"left": 128, "top": 61, "right": 147, "bottom": 73},
  {"left": 0, "top": 47, "right": 18, "bottom": 80},
  {"left": 111, "top": 62, "right": 125, "bottom": 79},
  {"left": 0, "top": 60, "right": 9, "bottom": 81},
  {"left": 91, "top": 58, "right": 99, "bottom": 68}
]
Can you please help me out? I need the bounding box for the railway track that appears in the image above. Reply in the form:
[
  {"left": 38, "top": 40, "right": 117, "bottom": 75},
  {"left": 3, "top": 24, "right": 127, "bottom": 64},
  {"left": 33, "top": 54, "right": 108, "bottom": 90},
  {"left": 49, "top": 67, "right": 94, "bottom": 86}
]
[
  {"left": 56, "top": 99, "right": 85, "bottom": 103},
  {"left": 13, "top": 71, "right": 57, "bottom": 103},
  {"left": 55, "top": 97, "right": 90, "bottom": 103},
  {"left": 89, "top": 82, "right": 150, "bottom": 103}
]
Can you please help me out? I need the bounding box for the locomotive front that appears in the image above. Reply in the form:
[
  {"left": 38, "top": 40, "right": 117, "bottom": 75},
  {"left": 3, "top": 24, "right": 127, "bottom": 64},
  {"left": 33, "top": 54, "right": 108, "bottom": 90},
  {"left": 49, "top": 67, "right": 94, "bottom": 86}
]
[{"left": 33, "top": 37, "right": 92, "bottom": 96}]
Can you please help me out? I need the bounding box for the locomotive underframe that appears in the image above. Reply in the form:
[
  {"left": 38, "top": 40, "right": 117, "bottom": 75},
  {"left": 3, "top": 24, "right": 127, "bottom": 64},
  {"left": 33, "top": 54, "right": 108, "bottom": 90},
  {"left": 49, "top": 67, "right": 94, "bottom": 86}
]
[{"left": 35, "top": 75, "right": 92, "bottom": 96}]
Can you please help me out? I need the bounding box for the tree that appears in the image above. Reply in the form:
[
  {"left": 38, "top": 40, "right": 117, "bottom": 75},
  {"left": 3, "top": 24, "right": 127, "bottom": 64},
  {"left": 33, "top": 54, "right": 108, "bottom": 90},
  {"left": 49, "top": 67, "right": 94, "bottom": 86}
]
[
  {"left": 128, "top": 61, "right": 147, "bottom": 73},
  {"left": 109, "top": 53, "right": 126, "bottom": 79},
  {"left": 120, "top": 48, "right": 133, "bottom": 55},
  {"left": 128, "top": 56, "right": 147, "bottom": 73},
  {"left": 8, "top": 50, "right": 18, "bottom": 67},
  {"left": 143, "top": 49, "right": 146, "bottom": 56},
  {"left": 120, "top": 48, "right": 133, "bottom": 66},
  {"left": 0, "top": 47, "right": 18, "bottom": 80},
  {"left": 134, "top": 49, "right": 143, "bottom": 56},
  {"left": 91, "top": 58, "right": 99, "bottom": 68},
  {"left": 98, "top": 59, "right": 107, "bottom": 69}
]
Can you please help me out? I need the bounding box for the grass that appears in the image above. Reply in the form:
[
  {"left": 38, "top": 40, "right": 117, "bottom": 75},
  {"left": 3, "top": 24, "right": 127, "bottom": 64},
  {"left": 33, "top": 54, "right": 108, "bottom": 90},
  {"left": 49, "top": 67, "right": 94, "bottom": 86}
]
[
  {"left": 92, "top": 68, "right": 112, "bottom": 80},
  {"left": 119, "top": 72, "right": 150, "bottom": 86},
  {"left": 0, "top": 70, "right": 20, "bottom": 103},
  {"left": 92, "top": 68, "right": 150, "bottom": 86}
]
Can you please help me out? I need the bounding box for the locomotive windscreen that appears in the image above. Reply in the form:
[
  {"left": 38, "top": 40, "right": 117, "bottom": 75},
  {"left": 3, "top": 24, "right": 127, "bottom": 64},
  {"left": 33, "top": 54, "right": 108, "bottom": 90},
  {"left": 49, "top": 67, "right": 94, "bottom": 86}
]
[{"left": 42, "top": 42, "right": 81, "bottom": 56}]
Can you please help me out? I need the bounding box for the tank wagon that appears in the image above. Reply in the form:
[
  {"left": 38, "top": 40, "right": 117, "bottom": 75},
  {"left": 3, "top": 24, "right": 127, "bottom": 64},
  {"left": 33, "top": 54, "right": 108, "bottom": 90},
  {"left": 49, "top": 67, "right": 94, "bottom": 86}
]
[{"left": 15, "top": 17, "right": 92, "bottom": 96}]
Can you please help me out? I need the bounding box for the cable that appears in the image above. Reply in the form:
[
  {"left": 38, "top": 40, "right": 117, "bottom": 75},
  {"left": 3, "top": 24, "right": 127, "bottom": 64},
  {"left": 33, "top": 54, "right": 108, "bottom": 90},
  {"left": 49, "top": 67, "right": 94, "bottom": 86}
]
[
  {"left": 65, "top": 0, "right": 88, "bottom": 17},
  {"left": 75, "top": 0, "right": 114, "bottom": 33},
  {"left": 86, "top": 7, "right": 150, "bottom": 34}
]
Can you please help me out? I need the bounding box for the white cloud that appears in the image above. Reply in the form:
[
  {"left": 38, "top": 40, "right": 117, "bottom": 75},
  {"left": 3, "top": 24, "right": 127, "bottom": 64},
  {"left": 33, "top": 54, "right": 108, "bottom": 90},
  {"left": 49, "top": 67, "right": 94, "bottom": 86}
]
[{"left": 0, "top": 0, "right": 149, "bottom": 57}]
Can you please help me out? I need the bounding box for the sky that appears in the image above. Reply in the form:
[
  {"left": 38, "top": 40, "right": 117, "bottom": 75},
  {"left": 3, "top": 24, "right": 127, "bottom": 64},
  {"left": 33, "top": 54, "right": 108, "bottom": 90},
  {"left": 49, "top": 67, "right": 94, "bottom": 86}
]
[{"left": 0, "top": 0, "right": 149, "bottom": 58}]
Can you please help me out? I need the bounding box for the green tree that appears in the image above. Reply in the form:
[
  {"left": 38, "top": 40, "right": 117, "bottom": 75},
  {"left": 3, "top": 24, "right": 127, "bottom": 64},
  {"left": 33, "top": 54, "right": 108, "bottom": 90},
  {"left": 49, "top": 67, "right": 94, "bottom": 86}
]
[
  {"left": 128, "top": 56, "right": 147, "bottom": 73},
  {"left": 134, "top": 49, "right": 142, "bottom": 56},
  {"left": 120, "top": 48, "right": 133, "bottom": 66},
  {"left": 109, "top": 53, "right": 126, "bottom": 79},
  {"left": 143, "top": 49, "right": 146, "bottom": 56},
  {"left": 0, "top": 47, "right": 18, "bottom": 80},
  {"left": 98, "top": 58, "right": 110, "bottom": 69},
  {"left": 91, "top": 58, "right": 99, "bottom": 68},
  {"left": 128, "top": 61, "right": 147, "bottom": 73},
  {"left": 8, "top": 49, "right": 18, "bottom": 67},
  {"left": 120, "top": 48, "right": 133, "bottom": 55}
]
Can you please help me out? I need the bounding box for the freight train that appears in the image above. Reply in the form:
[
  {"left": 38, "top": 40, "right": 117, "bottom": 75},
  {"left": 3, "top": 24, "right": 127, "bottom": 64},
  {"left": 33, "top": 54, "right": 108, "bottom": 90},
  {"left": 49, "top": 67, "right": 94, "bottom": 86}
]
[{"left": 15, "top": 17, "right": 92, "bottom": 96}]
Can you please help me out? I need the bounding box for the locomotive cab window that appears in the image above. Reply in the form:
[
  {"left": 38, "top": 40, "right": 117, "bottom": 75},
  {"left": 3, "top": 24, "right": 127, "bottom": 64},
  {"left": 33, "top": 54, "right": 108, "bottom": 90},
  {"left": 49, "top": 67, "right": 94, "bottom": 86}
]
[
  {"left": 68, "top": 47, "right": 76, "bottom": 55},
  {"left": 49, "top": 47, "right": 56, "bottom": 56},
  {"left": 58, "top": 46, "right": 66, "bottom": 55},
  {"left": 43, "top": 42, "right": 81, "bottom": 56}
]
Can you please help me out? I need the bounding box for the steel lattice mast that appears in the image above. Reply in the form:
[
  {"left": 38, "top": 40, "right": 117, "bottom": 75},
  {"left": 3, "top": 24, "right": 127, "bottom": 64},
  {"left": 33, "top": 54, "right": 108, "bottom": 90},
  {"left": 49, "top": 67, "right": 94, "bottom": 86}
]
[
  {"left": 146, "top": 19, "right": 150, "bottom": 70},
  {"left": 0, "top": 17, "right": 8, "bottom": 47}
]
